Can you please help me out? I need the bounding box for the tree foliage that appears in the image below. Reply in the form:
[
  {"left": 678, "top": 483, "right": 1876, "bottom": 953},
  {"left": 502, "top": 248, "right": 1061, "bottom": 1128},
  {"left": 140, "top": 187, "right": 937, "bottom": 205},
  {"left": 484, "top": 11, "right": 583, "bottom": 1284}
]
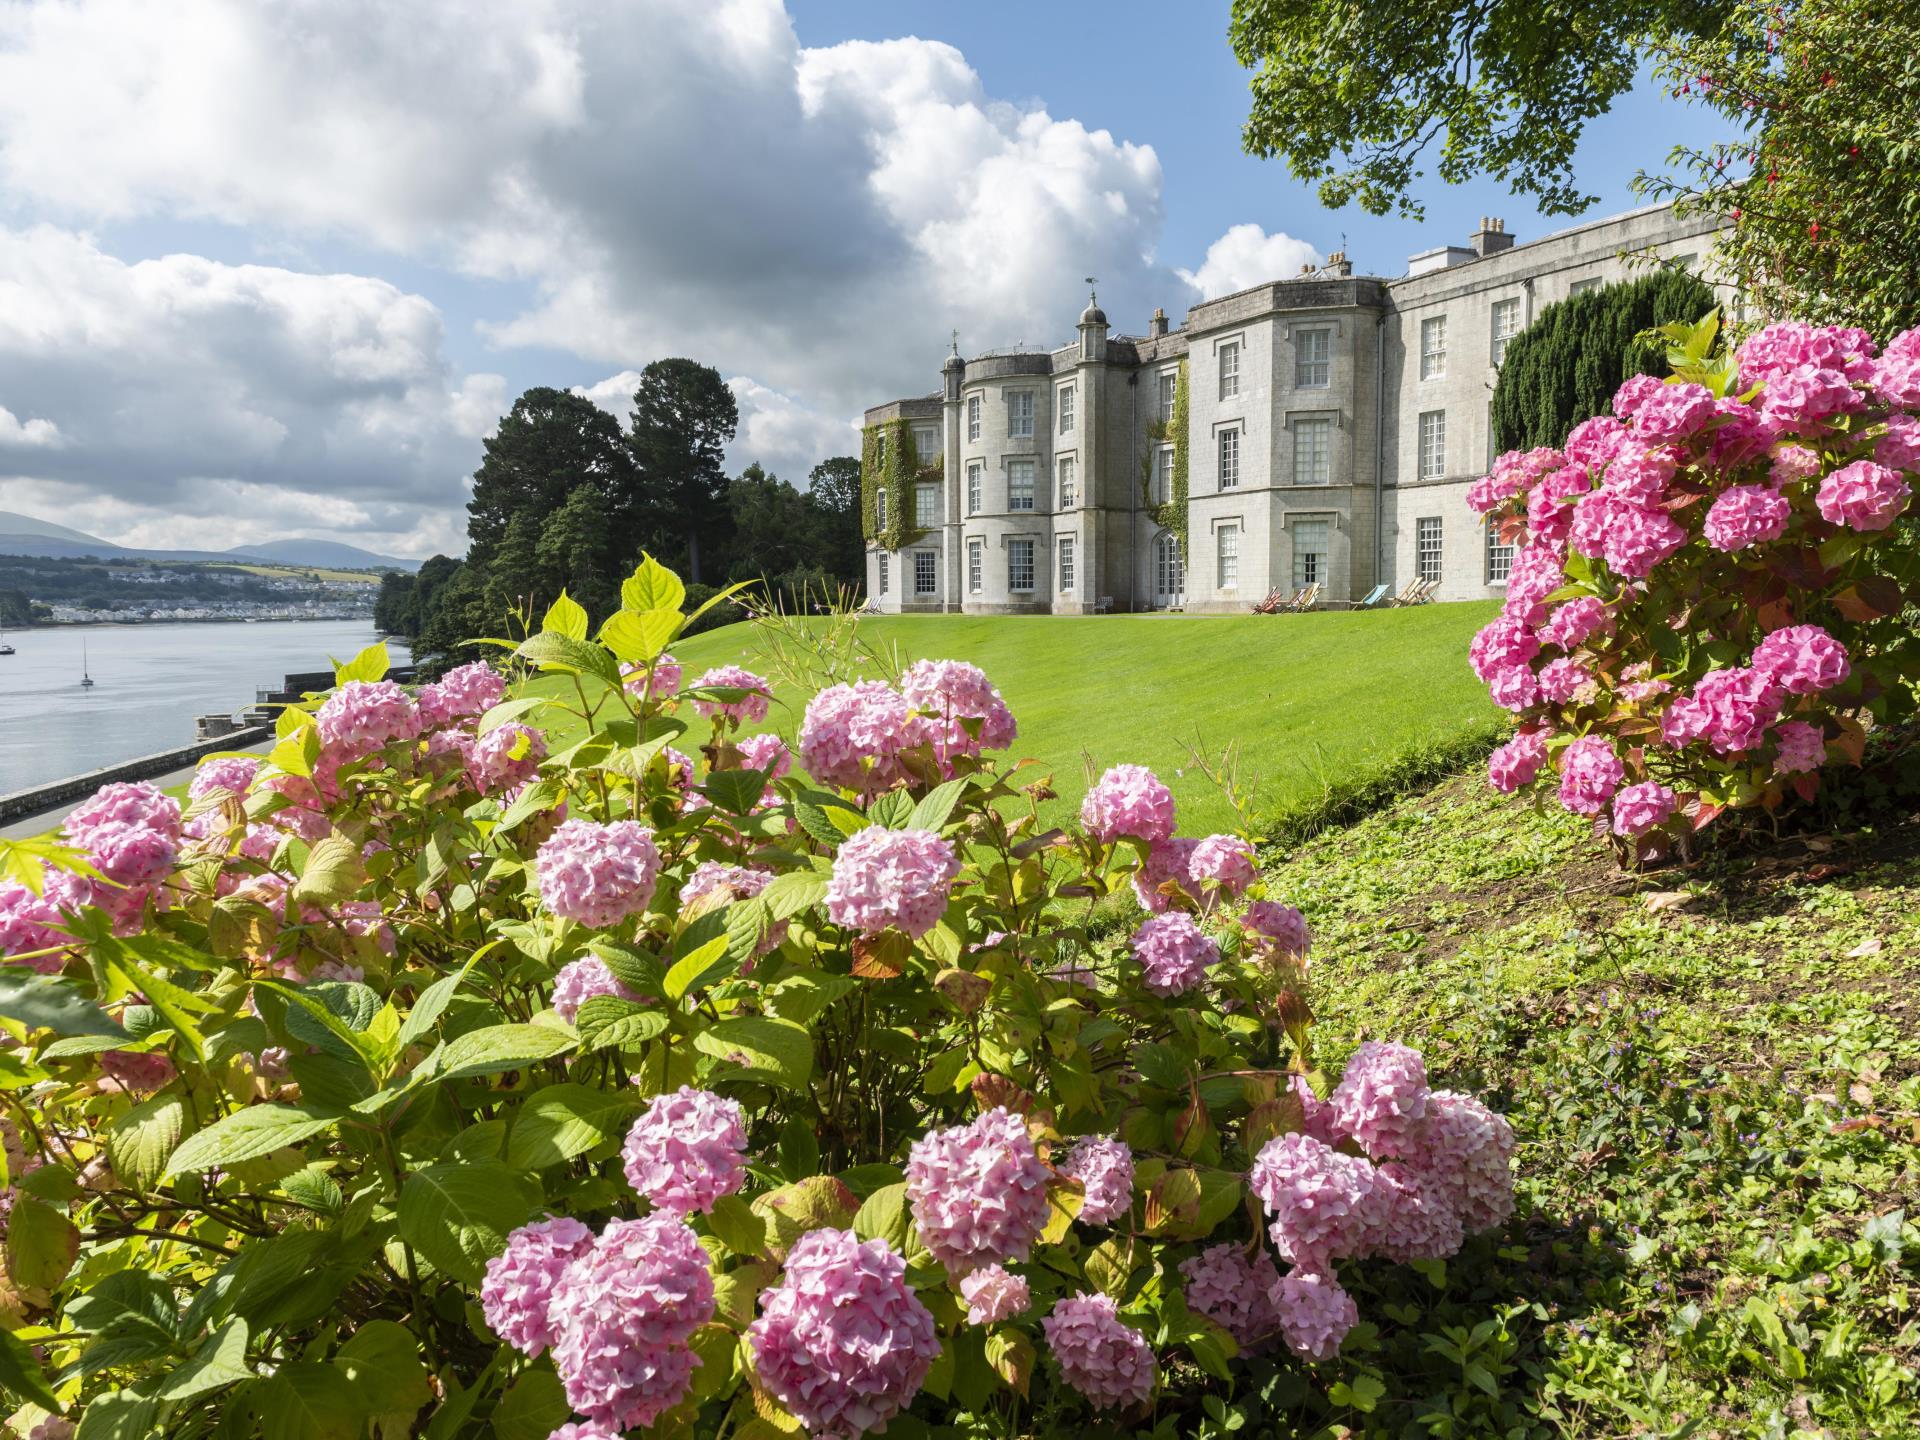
[
  {"left": 1490, "top": 271, "right": 1718, "bottom": 452},
  {"left": 1228, "top": 0, "right": 1734, "bottom": 217},
  {"left": 625, "top": 359, "right": 739, "bottom": 584}
]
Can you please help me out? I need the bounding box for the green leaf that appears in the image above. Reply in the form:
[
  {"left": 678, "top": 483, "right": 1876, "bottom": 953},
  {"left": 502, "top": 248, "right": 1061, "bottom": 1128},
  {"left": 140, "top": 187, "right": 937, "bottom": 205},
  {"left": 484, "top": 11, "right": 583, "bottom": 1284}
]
[
  {"left": 492, "top": 1366, "right": 571, "bottom": 1440},
  {"left": 763, "top": 973, "right": 859, "bottom": 1026},
  {"left": 708, "top": 1193, "right": 771, "bottom": 1255},
  {"left": 701, "top": 767, "right": 769, "bottom": 816},
  {"left": 108, "top": 1093, "right": 186, "bottom": 1192},
  {"left": 74, "top": 1390, "right": 156, "bottom": 1440},
  {"left": 542, "top": 590, "right": 589, "bottom": 640},
  {"left": 156, "top": 1318, "right": 251, "bottom": 1402},
  {"left": 599, "top": 608, "right": 682, "bottom": 666},
  {"left": 497, "top": 778, "right": 566, "bottom": 833},
  {"left": 0, "top": 970, "right": 124, "bottom": 1039},
  {"left": 165, "top": 1103, "right": 340, "bottom": 1175},
  {"left": 332, "top": 642, "right": 390, "bottom": 687},
  {"left": 335, "top": 1319, "right": 431, "bottom": 1417},
  {"left": 621, "top": 554, "right": 687, "bottom": 614},
  {"left": 100, "top": 951, "right": 208, "bottom": 1063},
  {"left": 281, "top": 1165, "right": 343, "bottom": 1214},
  {"left": 257, "top": 1360, "right": 360, "bottom": 1440},
  {"left": 852, "top": 1182, "right": 912, "bottom": 1251},
  {"left": 505, "top": 1083, "right": 642, "bottom": 1169},
  {"left": 574, "top": 1000, "right": 671, "bottom": 1052},
  {"left": 664, "top": 934, "right": 733, "bottom": 1002},
  {"left": 397, "top": 1161, "right": 542, "bottom": 1285},
  {"left": 693, "top": 1016, "right": 814, "bottom": 1089},
  {"left": 868, "top": 789, "right": 914, "bottom": 828},
  {"left": 290, "top": 835, "right": 365, "bottom": 908},
  {"left": 395, "top": 961, "right": 475, "bottom": 1049},
  {"left": 6, "top": 1195, "right": 78, "bottom": 1291},
  {"left": 0, "top": 1324, "right": 62, "bottom": 1411},
  {"left": 430, "top": 1023, "right": 574, "bottom": 1082},
  {"left": 515, "top": 632, "right": 620, "bottom": 687},
  {"left": 760, "top": 870, "right": 830, "bottom": 922},
  {"left": 907, "top": 777, "right": 970, "bottom": 833}
]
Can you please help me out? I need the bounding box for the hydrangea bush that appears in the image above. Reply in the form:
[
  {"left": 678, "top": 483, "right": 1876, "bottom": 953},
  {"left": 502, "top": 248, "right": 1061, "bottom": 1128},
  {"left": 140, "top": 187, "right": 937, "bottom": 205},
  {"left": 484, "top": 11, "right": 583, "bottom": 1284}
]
[
  {"left": 1471, "top": 315, "right": 1920, "bottom": 859},
  {"left": 0, "top": 560, "right": 1513, "bottom": 1438}
]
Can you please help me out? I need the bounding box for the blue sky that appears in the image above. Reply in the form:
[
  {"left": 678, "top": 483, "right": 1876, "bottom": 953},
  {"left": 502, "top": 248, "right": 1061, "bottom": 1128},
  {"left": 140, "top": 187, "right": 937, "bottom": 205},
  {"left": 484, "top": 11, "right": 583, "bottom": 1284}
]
[{"left": 0, "top": 0, "right": 1728, "bottom": 557}]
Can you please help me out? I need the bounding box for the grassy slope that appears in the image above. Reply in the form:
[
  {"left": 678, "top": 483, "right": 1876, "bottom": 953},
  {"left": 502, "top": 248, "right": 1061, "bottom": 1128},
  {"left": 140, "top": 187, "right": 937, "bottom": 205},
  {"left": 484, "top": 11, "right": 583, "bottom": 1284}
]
[
  {"left": 544, "top": 605, "right": 1502, "bottom": 835},
  {"left": 1264, "top": 777, "right": 1920, "bottom": 1437}
]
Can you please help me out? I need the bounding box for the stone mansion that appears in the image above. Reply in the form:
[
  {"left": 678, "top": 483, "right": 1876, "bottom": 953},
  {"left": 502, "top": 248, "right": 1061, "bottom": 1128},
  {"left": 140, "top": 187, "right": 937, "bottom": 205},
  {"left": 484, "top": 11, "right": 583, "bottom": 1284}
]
[{"left": 861, "top": 201, "right": 1727, "bottom": 615}]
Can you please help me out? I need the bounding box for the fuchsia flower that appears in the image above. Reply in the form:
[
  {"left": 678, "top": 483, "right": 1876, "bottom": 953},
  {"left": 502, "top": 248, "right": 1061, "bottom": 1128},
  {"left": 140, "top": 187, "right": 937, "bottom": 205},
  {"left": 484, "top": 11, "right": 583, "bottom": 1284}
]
[
  {"left": 825, "top": 827, "right": 960, "bottom": 938},
  {"left": 1330, "top": 1041, "right": 1429, "bottom": 1160},
  {"left": 1130, "top": 912, "right": 1219, "bottom": 996},
  {"left": 1689, "top": 667, "right": 1784, "bottom": 754},
  {"left": 1772, "top": 721, "right": 1828, "bottom": 775},
  {"left": 1270, "top": 1271, "right": 1359, "bottom": 1362},
  {"left": 906, "top": 1108, "right": 1051, "bottom": 1274},
  {"left": 1080, "top": 764, "right": 1177, "bottom": 844},
  {"left": 1180, "top": 1244, "right": 1282, "bottom": 1347},
  {"left": 417, "top": 661, "right": 505, "bottom": 727},
  {"left": 1487, "top": 730, "right": 1548, "bottom": 794},
  {"left": 1186, "top": 834, "right": 1257, "bottom": 896},
  {"left": 534, "top": 820, "right": 662, "bottom": 928},
  {"left": 1058, "top": 1134, "right": 1134, "bottom": 1226},
  {"left": 1557, "top": 736, "right": 1624, "bottom": 814},
  {"left": 548, "top": 1215, "right": 714, "bottom": 1432},
  {"left": 1816, "top": 460, "right": 1909, "bottom": 531},
  {"left": 621, "top": 653, "right": 682, "bottom": 702},
  {"left": 1611, "top": 781, "right": 1677, "bottom": 838},
  {"left": 550, "top": 956, "right": 646, "bottom": 1024},
  {"left": 622, "top": 1086, "right": 748, "bottom": 1216},
  {"left": 1752, "top": 625, "right": 1851, "bottom": 694},
  {"left": 1703, "top": 485, "right": 1791, "bottom": 551},
  {"left": 748, "top": 1228, "right": 940, "bottom": 1438},
  {"left": 1043, "top": 1293, "right": 1156, "bottom": 1410},
  {"left": 315, "top": 680, "right": 421, "bottom": 760},
  {"left": 799, "top": 680, "right": 915, "bottom": 790},
  {"left": 1248, "top": 1132, "right": 1375, "bottom": 1269},
  {"left": 481, "top": 1215, "right": 595, "bottom": 1357},
  {"left": 691, "top": 665, "right": 771, "bottom": 723},
  {"left": 1240, "top": 900, "right": 1311, "bottom": 961},
  {"left": 959, "top": 1265, "right": 1031, "bottom": 1326}
]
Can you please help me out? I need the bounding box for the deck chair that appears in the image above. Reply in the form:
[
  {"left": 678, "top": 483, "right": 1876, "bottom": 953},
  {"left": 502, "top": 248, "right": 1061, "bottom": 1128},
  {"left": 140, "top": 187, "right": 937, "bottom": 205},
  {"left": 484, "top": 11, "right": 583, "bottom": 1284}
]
[
  {"left": 1404, "top": 577, "right": 1439, "bottom": 605},
  {"left": 1290, "top": 582, "right": 1322, "bottom": 612},
  {"left": 1252, "top": 589, "right": 1289, "bottom": 614},
  {"left": 1355, "top": 582, "right": 1391, "bottom": 609}
]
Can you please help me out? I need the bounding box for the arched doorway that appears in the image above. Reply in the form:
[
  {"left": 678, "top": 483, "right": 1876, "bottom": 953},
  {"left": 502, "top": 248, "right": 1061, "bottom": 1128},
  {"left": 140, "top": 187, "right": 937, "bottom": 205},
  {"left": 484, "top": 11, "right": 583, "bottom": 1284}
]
[{"left": 1153, "top": 530, "right": 1185, "bottom": 609}]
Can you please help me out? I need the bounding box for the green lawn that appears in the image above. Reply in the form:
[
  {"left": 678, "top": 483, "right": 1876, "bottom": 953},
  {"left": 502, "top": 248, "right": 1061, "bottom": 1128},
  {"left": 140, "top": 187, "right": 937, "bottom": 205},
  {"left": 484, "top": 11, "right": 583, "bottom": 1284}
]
[{"left": 540, "top": 605, "right": 1502, "bottom": 836}]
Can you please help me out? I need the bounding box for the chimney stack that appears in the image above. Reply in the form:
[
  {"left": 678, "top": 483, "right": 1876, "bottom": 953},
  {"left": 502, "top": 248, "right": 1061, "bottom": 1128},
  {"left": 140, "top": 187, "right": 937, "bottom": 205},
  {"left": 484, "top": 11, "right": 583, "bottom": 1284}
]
[
  {"left": 1470, "top": 216, "right": 1515, "bottom": 257},
  {"left": 1326, "top": 249, "right": 1352, "bottom": 277},
  {"left": 1148, "top": 306, "right": 1168, "bottom": 338}
]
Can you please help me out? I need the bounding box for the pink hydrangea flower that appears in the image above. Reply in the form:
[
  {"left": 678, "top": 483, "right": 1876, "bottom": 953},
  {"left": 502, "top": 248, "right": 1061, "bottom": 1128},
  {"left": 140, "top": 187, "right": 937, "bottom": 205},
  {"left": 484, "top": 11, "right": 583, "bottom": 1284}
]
[
  {"left": 1762, "top": 365, "right": 1865, "bottom": 429},
  {"left": 481, "top": 1215, "right": 596, "bottom": 1357},
  {"left": 622, "top": 1086, "right": 748, "bottom": 1216},
  {"left": 1270, "top": 1270, "right": 1359, "bottom": 1362},
  {"left": 1629, "top": 381, "right": 1715, "bottom": 442},
  {"left": 1469, "top": 447, "right": 1565, "bottom": 513},
  {"left": 189, "top": 757, "right": 259, "bottom": 801},
  {"left": 548, "top": 1424, "right": 620, "bottom": 1440},
  {"left": 316, "top": 680, "right": 421, "bottom": 760},
  {"left": 825, "top": 827, "right": 960, "bottom": 939},
  {"left": 1772, "top": 720, "right": 1828, "bottom": 776},
  {"left": 1872, "top": 328, "right": 1920, "bottom": 407},
  {"left": 1401, "top": 1090, "right": 1516, "bottom": 1234},
  {"left": 959, "top": 1264, "right": 1031, "bottom": 1326},
  {"left": 1876, "top": 414, "right": 1920, "bottom": 472},
  {"left": 748, "top": 1228, "right": 940, "bottom": 1439},
  {"left": 681, "top": 861, "right": 772, "bottom": 911},
  {"left": 1705, "top": 397, "right": 1777, "bottom": 469},
  {"left": 1130, "top": 837, "right": 1197, "bottom": 914},
  {"left": 799, "top": 680, "right": 915, "bottom": 790},
  {"left": 1058, "top": 1134, "right": 1134, "bottom": 1226},
  {"left": 100, "top": 1050, "right": 176, "bottom": 1093},
  {"left": 550, "top": 956, "right": 645, "bottom": 1023},
  {"left": 1042, "top": 1293, "right": 1156, "bottom": 1411},
  {"left": 1703, "top": 485, "right": 1791, "bottom": 551},
  {"left": 1535, "top": 657, "right": 1590, "bottom": 706},
  {"left": 1603, "top": 503, "right": 1688, "bottom": 578},
  {"left": 1752, "top": 625, "right": 1851, "bottom": 694},
  {"left": 1131, "top": 912, "right": 1219, "bottom": 996},
  {"left": 1690, "top": 667, "right": 1784, "bottom": 754},
  {"left": 1487, "top": 729, "right": 1548, "bottom": 794},
  {"left": 65, "top": 782, "right": 181, "bottom": 842},
  {"left": 534, "top": 820, "right": 662, "bottom": 928},
  {"left": 1248, "top": 1132, "right": 1376, "bottom": 1269},
  {"left": 1502, "top": 542, "right": 1568, "bottom": 623},
  {"left": 417, "top": 661, "right": 506, "bottom": 727},
  {"left": 1292, "top": 1074, "right": 1349, "bottom": 1146},
  {"left": 469, "top": 722, "right": 546, "bottom": 794},
  {"left": 736, "top": 732, "right": 793, "bottom": 785},
  {"left": 1611, "top": 781, "right": 1677, "bottom": 838},
  {"left": 621, "top": 653, "right": 682, "bottom": 703},
  {"left": 1240, "top": 900, "right": 1311, "bottom": 962},
  {"left": 1770, "top": 444, "right": 1824, "bottom": 488},
  {"left": 1330, "top": 1040, "right": 1430, "bottom": 1159},
  {"left": 1525, "top": 465, "right": 1593, "bottom": 548},
  {"left": 1468, "top": 615, "right": 1541, "bottom": 683},
  {"left": 84, "top": 822, "right": 178, "bottom": 887},
  {"left": 1610, "top": 373, "right": 1667, "bottom": 420},
  {"left": 1599, "top": 440, "right": 1679, "bottom": 504},
  {"left": 0, "top": 879, "right": 78, "bottom": 972},
  {"left": 899, "top": 659, "right": 1018, "bottom": 769},
  {"left": 1353, "top": 1162, "right": 1464, "bottom": 1262},
  {"left": 1080, "top": 764, "right": 1177, "bottom": 844},
  {"left": 1557, "top": 735, "right": 1624, "bottom": 815},
  {"left": 1487, "top": 664, "right": 1539, "bottom": 713},
  {"left": 1736, "top": 321, "right": 1877, "bottom": 389},
  {"left": 1179, "top": 1244, "right": 1282, "bottom": 1347},
  {"left": 691, "top": 665, "right": 771, "bottom": 723},
  {"left": 1563, "top": 415, "right": 1627, "bottom": 470},
  {"left": 1816, "top": 460, "right": 1909, "bottom": 531},
  {"left": 548, "top": 1215, "right": 714, "bottom": 1432},
  {"left": 1187, "top": 834, "right": 1257, "bottom": 896},
  {"left": 906, "top": 1107, "right": 1050, "bottom": 1274}
]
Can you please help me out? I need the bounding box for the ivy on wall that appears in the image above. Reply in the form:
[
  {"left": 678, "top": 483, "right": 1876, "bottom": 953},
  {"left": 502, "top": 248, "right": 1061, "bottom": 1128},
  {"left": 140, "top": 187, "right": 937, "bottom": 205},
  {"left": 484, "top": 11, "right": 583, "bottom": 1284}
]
[
  {"left": 861, "top": 419, "right": 941, "bottom": 551},
  {"left": 1139, "top": 357, "right": 1190, "bottom": 560}
]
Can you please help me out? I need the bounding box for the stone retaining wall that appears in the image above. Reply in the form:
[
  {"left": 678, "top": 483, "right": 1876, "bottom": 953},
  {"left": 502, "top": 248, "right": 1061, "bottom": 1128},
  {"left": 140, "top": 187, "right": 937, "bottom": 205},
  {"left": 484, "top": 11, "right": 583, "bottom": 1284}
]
[{"left": 0, "top": 728, "right": 271, "bottom": 825}]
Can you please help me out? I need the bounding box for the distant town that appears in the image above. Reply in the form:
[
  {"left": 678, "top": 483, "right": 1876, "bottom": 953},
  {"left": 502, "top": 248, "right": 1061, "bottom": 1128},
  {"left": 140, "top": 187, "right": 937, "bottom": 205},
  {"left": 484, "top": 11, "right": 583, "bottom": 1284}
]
[{"left": 0, "top": 553, "right": 379, "bottom": 626}]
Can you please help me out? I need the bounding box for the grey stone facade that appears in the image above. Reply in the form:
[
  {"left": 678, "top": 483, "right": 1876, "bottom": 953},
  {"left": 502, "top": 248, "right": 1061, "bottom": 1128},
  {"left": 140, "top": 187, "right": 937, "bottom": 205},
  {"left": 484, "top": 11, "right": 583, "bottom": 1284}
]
[{"left": 863, "top": 201, "right": 1729, "bottom": 613}]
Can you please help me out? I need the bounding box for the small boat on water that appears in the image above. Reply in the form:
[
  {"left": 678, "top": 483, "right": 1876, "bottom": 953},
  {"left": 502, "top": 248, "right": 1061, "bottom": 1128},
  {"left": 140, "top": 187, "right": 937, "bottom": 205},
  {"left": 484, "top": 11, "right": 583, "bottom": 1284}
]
[
  {"left": 80, "top": 638, "right": 95, "bottom": 688},
  {"left": 0, "top": 619, "right": 13, "bottom": 655}
]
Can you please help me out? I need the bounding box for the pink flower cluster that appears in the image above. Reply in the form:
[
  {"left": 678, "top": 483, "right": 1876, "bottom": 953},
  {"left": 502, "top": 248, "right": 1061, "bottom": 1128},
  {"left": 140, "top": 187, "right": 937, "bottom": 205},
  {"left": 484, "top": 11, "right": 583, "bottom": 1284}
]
[
  {"left": 691, "top": 665, "right": 772, "bottom": 724},
  {"left": 621, "top": 1086, "right": 748, "bottom": 1216},
  {"left": 906, "top": 1107, "right": 1051, "bottom": 1274},
  {"left": 550, "top": 957, "right": 646, "bottom": 1023},
  {"left": 1240, "top": 900, "right": 1311, "bottom": 962},
  {"left": 534, "top": 820, "right": 662, "bottom": 928},
  {"left": 1080, "top": 764, "right": 1177, "bottom": 844},
  {"left": 622, "top": 653, "right": 682, "bottom": 702},
  {"left": 1180, "top": 1243, "right": 1282, "bottom": 1347},
  {"left": 469, "top": 722, "right": 546, "bottom": 794},
  {"left": 1057, "top": 1134, "right": 1134, "bottom": 1226},
  {"left": 417, "top": 661, "right": 505, "bottom": 728},
  {"left": 1271, "top": 1271, "right": 1359, "bottom": 1362},
  {"left": 1130, "top": 912, "right": 1219, "bottom": 996},
  {"left": 899, "top": 658, "right": 1018, "bottom": 766},
  {"left": 959, "top": 1264, "right": 1031, "bottom": 1325},
  {"left": 748, "top": 1227, "right": 940, "bottom": 1439},
  {"left": 316, "top": 679, "right": 421, "bottom": 760},
  {"left": 189, "top": 756, "right": 259, "bottom": 801},
  {"left": 825, "top": 827, "right": 960, "bottom": 939},
  {"left": 1042, "top": 1293, "right": 1155, "bottom": 1410},
  {"left": 481, "top": 1215, "right": 595, "bottom": 1356},
  {"left": 800, "top": 680, "right": 916, "bottom": 790}
]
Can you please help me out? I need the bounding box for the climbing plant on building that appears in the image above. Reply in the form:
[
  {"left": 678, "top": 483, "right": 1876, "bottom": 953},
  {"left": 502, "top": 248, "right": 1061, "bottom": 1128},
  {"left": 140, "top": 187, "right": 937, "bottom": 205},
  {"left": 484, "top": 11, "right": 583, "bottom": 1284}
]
[
  {"left": 1141, "top": 358, "right": 1192, "bottom": 559},
  {"left": 862, "top": 419, "right": 939, "bottom": 551}
]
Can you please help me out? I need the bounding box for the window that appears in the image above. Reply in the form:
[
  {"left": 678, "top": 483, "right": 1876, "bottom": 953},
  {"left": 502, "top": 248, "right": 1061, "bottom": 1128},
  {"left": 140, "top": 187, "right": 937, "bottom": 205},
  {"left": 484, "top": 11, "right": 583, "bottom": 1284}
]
[
  {"left": 1008, "top": 538, "right": 1035, "bottom": 592},
  {"left": 912, "top": 425, "right": 938, "bottom": 458},
  {"left": 1008, "top": 391, "right": 1034, "bottom": 438},
  {"left": 1218, "top": 427, "right": 1240, "bottom": 490},
  {"left": 914, "top": 551, "right": 937, "bottom": 595},
  {"left": 1057, "top": 536, "right": 1075, "bottom": 591},
  {"left": 967, "top": 394, "right": 981, "bottom": 442},
  {"left": 966, "top": 461, "right": 982, "bottom": 515},
  {"left": 1292, "top": 417, "right": 1331, "bottom": 485},
  {"left": 1153, "top": 445, "right": 1174, "bottom": 503},
  {"left": 1292, "top": 519, "right": 1329, "bottom": 588},
  {"left": 875, "top": 487, "right": 888, "bottom": 529},
  {"left": 1420, "top": 316, "right": 1448, "bottom": 380},
  {"left": 968, "top": 539, "right": 983, "bottom": 593},
  {"left": 877, "top": 553, "right": 889, "bottom": 594},
  {"left": 1216, "top": 523, "right": 1240, "bottom": 589},
  {"left": 1485, "top": 520, "right": 1514, "bottom": 584},
  {"left": 1007, "top": 458, "right": 1035, "bottom": 511},
  {"left": 1418, "top": 410, "right": 1446, "bottom": 480},
  {"left": 1155, "top": 531, "right": 1184, "bottom": 602},
  {"left": 1568, "top": 277, "right": 1600, "bottom": 297},
  {"left": 1056, "top": 455, "right": 1076, "bottom": 509},
  {"left": 914, "top": 482, "right": 939, "bottom": 528},
  {"left": 1158, "top": 370, "right": 1177, "bottom": 423},
  {"left": 1218, "top": 341, "right": 1240, "bottom": 400},
  {"left": 1295, "top": 327, "right": 1331, "bottom": 388},
  {"left": 1416, "top": 517, "right": 1444, "bottom": 582},
  {"left": 875, "top": 431, "right": 886, "bottom": 467},
  {"left": 1490, "top": 299, "right": 1520, "bottom": 366},
  {"left": 1673, "top": 252, "right": 1698, "bottom": 271},
  {"left": 1057, "top": 383, "right": 1075, "bottom": 434}
]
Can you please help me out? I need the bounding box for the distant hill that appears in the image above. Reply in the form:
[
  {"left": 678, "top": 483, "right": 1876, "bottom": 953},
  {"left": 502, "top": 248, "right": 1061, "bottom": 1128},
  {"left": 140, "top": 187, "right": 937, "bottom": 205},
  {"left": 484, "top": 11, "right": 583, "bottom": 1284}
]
[{"left": 0, "top": 510, "right": 417, "bottom": 571}]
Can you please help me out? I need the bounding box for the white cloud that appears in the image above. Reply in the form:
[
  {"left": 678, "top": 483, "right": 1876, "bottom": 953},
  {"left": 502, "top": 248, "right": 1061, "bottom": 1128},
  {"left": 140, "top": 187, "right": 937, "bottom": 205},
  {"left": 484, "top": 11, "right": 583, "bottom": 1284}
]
[
  {"left": 1178, "top": 223, "right": 1323, "bottom": 300},
  {"left": 0, "top": 406, "right": 64, "bottom": 449}
]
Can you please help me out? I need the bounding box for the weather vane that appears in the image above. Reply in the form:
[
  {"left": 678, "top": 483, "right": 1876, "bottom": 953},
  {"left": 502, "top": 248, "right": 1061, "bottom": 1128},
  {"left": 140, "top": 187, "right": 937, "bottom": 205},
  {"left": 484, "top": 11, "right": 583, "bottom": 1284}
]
[{"left": 1085, "top": 275, "right": 1098, "bottom": 306}]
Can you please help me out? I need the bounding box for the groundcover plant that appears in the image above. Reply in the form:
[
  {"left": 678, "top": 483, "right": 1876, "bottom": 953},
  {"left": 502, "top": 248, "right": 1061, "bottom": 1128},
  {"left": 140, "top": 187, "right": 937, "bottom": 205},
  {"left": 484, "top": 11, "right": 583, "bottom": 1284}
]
[
  {"left": 0, "top": 560, "right": 1511, "bottom": 1438},
  {"left": 1470, "top": 316, "right": 1920, "bottom": 861}
]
